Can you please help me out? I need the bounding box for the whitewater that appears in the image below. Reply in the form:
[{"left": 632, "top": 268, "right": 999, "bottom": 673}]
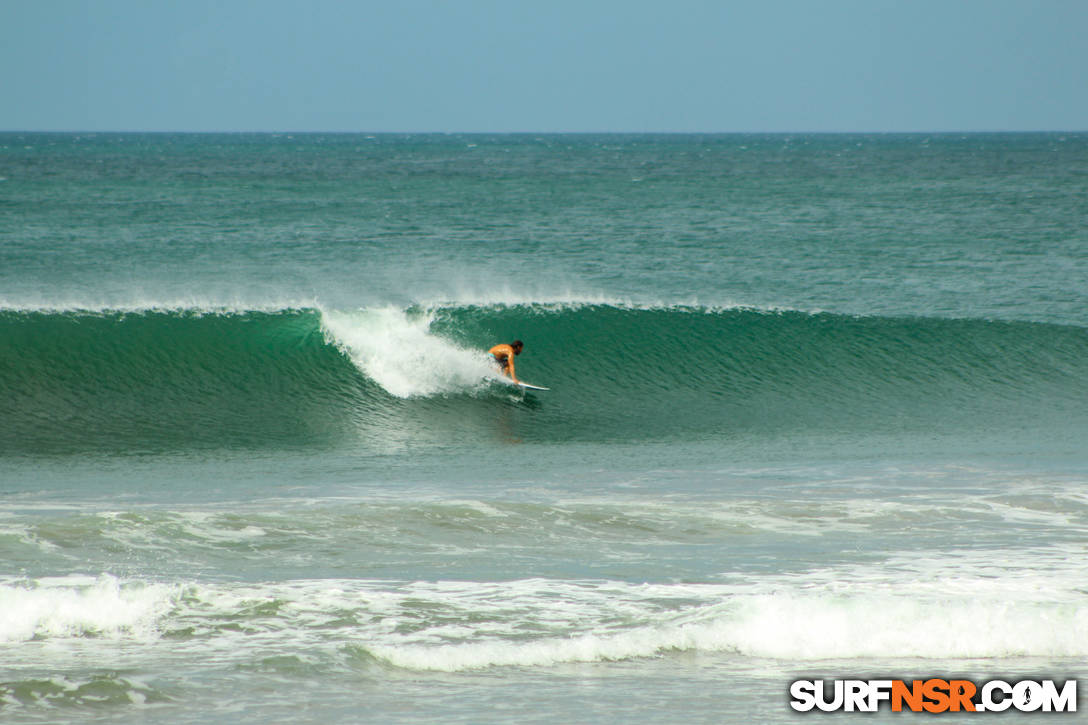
[{"left": 1, "top": 132, "right": 1086, "bottom": 723}]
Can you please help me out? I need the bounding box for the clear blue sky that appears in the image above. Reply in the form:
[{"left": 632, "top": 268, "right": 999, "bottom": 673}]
[{"left": 3, "top": 0, "right": 1086, "bottom": 132}]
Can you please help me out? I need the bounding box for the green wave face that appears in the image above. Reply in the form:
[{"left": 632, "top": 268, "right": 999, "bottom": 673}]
[
  {"left": 2, "top": 305, "right": 1085, "bottom": 455},
  {"left": 434, "top": 304, "right": 1088, "bottom": 443},
  {"left": 0, "top": 309, "right": 370, "bottom": 454}
]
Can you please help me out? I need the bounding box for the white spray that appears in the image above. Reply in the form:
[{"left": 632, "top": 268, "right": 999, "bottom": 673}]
[{"left": 320, "top": 306, "right": 498, "bottom": 398}]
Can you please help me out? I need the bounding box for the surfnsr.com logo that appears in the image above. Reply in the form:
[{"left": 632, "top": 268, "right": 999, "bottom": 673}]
[{"left": 789, "top": 679, "right": 1077, "bottom": 713}]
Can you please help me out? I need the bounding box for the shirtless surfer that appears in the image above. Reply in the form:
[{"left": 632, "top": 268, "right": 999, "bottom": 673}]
[{"left": 489, "top": 340, "right": 523, "bottom": 383}]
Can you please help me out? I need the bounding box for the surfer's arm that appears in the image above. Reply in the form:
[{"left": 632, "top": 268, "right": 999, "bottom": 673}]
[{"left": 488, "top": 344, "right": 519, "bottom": 381}]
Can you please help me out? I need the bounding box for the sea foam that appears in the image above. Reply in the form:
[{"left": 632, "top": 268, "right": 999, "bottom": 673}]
[
  {"left": 6, "top": 564, "right": 1087, "bottom": 672},
  {"left": 0, "top": 576, "right": 177, "bottom": 642},
  {"left": 367, "top": 582, "right": 1088, "bottom": 671},
  {"left": 320, "top": 306, "right": 498, "bottom": 397}
]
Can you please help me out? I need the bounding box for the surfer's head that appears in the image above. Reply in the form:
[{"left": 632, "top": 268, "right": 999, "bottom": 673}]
[{"left": 512, "top": 340, "right": 524, "bottom": 355}]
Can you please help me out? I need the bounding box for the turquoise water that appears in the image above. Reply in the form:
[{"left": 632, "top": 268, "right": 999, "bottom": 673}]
[{"left": 1, "top": 133, "right": 1086, "bottom": 722}]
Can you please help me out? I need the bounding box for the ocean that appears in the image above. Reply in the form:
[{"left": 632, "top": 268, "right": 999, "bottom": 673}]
[{"left": 1, "top": 132, "right": 1086, "bottom": 722}]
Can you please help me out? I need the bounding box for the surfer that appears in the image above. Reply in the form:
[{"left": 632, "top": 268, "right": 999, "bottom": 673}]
[{"left": 489, "top": 340, "right": 523, "bottom": 383}]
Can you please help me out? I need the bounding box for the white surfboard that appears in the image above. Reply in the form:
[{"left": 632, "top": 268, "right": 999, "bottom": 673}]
[{"left": 512, "top": 381, "right": 549, "bottom": 391}]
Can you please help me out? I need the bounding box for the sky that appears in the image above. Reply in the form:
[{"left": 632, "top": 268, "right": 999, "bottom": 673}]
[{"left": 3, "top": 0, "right": 1087, "bottom": 133}]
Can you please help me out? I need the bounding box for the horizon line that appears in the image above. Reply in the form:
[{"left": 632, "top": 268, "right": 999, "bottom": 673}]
[{"left": 2, "top": 128, "right": 1086, "bottom": 136}]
